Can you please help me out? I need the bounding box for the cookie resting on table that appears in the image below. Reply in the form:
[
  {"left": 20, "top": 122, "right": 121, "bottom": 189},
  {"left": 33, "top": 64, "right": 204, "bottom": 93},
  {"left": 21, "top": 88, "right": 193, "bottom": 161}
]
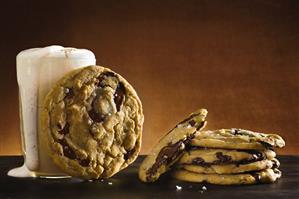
[
  {"left": 180, "top": 158, "right": 279, "bottom": 174},
  {"left": 173, "top": 168, "right": 282, "bottom": 185},
  {"left": 191, "top": 128, "right": 285, "bottom": 150}
]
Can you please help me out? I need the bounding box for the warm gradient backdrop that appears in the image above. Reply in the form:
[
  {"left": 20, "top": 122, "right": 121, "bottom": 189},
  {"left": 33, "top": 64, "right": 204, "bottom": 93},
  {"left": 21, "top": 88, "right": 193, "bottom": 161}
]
[{"left": 0, "top": 0, "right": 298, "bottom": 155}]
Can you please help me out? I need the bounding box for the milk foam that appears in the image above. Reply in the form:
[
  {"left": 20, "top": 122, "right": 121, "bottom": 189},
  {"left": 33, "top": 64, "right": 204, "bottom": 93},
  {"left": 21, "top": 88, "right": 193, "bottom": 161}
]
[{"left": 9, "top": 46, "right": 96, "bottom": 177}]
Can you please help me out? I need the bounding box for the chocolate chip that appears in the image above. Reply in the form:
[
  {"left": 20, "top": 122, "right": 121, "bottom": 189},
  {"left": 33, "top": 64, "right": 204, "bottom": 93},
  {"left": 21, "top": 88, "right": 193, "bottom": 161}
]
[
  {"left": 272, "top": 160, "right": 279, "bottom": 169},
  {"left": 215, "top": 152, "right": 232, "bottom": 164},
  {"left": 273, "top": 169, "right": 280, "bottom": 174},
  {"left": 167, "top": 113, "right": 205, "bottom": 135},
  {"left": 95, "top": 72, "right": 116, "bottom": 87},
  {"left": 232, "top": 128, "right": 256, "bottom": 137},
  {"left": 88, "top": 89, "right": 107, "bottom": 123},
  {"left": 58, "top": 123, "right": 70, "bottom": 135},
  {"left": 102, "top": 71, "right": 116, "bottom": 78},
  {"left": 236, "top": 149, "right": 264, "bottom": 162},
  {"left": 250, "top": 172, "right": 261, "bottom": 182},
  {"left": 196, "top": 121, "right": 206, "bottom": 130},
  {"left": 64, "top": 88, "right": 74, "bottom": 99},
  {"left": 192, "top": 157, "right": 210, "bottom": 167},
  {"left": 189, "top": 120, "right": 196, "bottom": 127},
  {"left": 244, "top": 150, "right": 263, "bottom": 157},
  {"left": 234, "top": 150, "right": 264, "bottom": 166},
  {"left": 79, "top": 158, "right": 90, "bottom": 167},
  {"left": 58, "top": 139, "right": 76, "bottom": 160},
  {"left": 124, "top": 148, "right": 135, "bottom": 161},
  {"left": 57, "top": 139, "right": 90, "bottom": 166},
  {"left": 114, "top": 82, "right": 126, "bottom": 112},
  {"left": 232, "top": 128, "right": 243, "bottom": 136},
  {"left": 57, "top": 123, "right": 63, "bottom": 130},
  {"left": 88, "top": 71, "right": 121, "bottom": 122},
  {"left": 260, "top": 141, "right": 273, "bottom": 150},
  {"left": 88, "top": 109, "right": 106, "bottom": 123},
  {"left": 251, "top": 152, "right": 263, "bottom": 161}
]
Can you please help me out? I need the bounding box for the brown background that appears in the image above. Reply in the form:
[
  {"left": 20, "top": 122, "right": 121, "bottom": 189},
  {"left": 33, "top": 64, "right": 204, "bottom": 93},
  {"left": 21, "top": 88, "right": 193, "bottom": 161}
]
[{"left": 0, "top": 0, "right": 298, "bottom": 155}]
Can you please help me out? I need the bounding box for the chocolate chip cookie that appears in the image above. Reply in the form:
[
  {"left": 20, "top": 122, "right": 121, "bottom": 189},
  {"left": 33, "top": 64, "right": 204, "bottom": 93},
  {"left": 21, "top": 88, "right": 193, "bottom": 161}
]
[
  {"left": 181, "top": 158, "right": 279, "bottom": 174},
  {"left": 139, "top": 109, "right": 207, "bottom": 182},
  {"left": 191, "top": 128, "right": 285, "bottom": 150},
  {"left": 41, "top": 65, "right": 144, "bottom": 179},
  {"left": 173, "top": 168, "right": 282, "bottom": 185},
  {"left": 178, "top": 148, "right": 276, "bottom": 166}
]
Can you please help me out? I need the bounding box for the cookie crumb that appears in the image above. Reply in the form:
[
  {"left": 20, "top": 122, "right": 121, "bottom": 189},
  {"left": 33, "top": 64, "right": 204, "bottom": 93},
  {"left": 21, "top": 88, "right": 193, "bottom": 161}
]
[{"left": 176, "top": 185, "right": 182, "bottom": 191}]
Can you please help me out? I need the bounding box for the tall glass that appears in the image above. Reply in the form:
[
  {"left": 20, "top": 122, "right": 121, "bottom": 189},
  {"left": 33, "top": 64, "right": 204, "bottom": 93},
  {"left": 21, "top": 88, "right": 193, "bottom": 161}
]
[{"left": 8, "top": 46, "right": 96, "bottom": 178}]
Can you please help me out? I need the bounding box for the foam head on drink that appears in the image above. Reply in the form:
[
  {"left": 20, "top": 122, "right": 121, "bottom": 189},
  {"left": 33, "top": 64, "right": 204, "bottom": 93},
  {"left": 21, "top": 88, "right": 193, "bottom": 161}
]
[{"left": 8, "top": 45, "right": 96, "bottom": 177}]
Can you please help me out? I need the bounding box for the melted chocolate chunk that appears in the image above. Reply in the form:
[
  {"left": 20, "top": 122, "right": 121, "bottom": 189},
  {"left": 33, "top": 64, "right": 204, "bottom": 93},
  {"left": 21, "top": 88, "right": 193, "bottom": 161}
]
[
  {"left": 88, "top": 88, "right": 106, "bottom": 123},
  {"left": 260, "top": 141, "right": 273, "bottom": 149},
  {"left": 146, "top": 133, "right": 198, "bottom": 181},
  {"left": 273, "top": 169, "right": 280, "bottom": 174},
  {"left": 146, "top": 122, "right": 205, "bottom": 178},
  {"left": 192, "top": 157, "right": 210, "bottom": 167},
  {"left": 272, "top": 160, "right": 279, "bottom": 169},
  {"left": 185, "top": 143, "right": 197, "bottom": 151},
  {"left": 64, "top": 88, "right": 74, "bottom": 99},
  {"left": 236, "top": 150, "right": 264, "bottom": 165},
  {"left": 215, "top": 152, "right": 232, "bottom": 164},
  {"left": 248, "top": 150, "right": 263, "bottom": 160},
  {"left": 232, "top": 128, "right": 256, "bottom": 137},
  {"left": 242, "top": 150, "right": 263, "bottom": 156},
  {"left": 102, "top": 71, "right": 116, "bottom": 78},
  {"left": 88, "top": 109, "right": 106, "bottom": 123},
  {"left": 58, "top": 123, "right": 70, "bottom": 135},
  {"left": 95, "top": 71, "right": 116, "bottom": 87},
  {"left": 88, "top": 71, "right": 121, "bottom": 122},
  {"left": 249, "top": 172, "right": 261, "bottom": 182},
  {"left": 232, "top": 128, "right": 243, "bottom": 136},
  {"left": 236, "top": 149, "right": 263, "bottom": 157},
  {"left": 196, "top": 121, "right": 206, "bottom": 130},
  {"left": 58, "top": 139, "right": 76, "bottom": 160},
  {"left": 58, "top": 139, "right": 90, "bottom": 166},
  {"left": 114, "top": 82, "right": 126, "bottom": 112},
  {"left": 189, "top": 120, "right": 196, "bottom": 127},
  {"left": 57, "top": 123, "right": 63, "bottom": 130},
  {"left": 79, "top": 158, "right": 90, "bottom": 167},
  {"left": 124, "top": 148, "right": 135, "bottom": 161},
  {"left": 146, "top": 141, "right": 183, "bottom": 181},
  {"left": 187, "top": 149, "right": 266, "bottom": 167}
]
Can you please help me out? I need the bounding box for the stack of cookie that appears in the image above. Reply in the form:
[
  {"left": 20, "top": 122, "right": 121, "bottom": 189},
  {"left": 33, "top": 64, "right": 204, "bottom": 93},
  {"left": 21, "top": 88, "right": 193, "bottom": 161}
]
[
  {"left": 173, "top": 129, "right": 285, "bottom": 185},
  {"left": 139, "top": 110, "right": 285, "bottom": 185}
]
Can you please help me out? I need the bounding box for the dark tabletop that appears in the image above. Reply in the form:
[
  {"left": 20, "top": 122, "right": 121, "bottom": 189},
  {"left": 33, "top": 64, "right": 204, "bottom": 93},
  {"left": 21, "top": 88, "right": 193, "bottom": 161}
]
[{"left": 0, "top": 155, "right": 298, "bottom": 199}]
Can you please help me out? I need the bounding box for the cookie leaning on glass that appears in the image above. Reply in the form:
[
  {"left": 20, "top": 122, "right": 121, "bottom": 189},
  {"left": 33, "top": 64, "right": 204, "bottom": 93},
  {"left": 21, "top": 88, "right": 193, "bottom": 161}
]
[{"left": 41, "top": 65, "right": 144, "bottom": 179}]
